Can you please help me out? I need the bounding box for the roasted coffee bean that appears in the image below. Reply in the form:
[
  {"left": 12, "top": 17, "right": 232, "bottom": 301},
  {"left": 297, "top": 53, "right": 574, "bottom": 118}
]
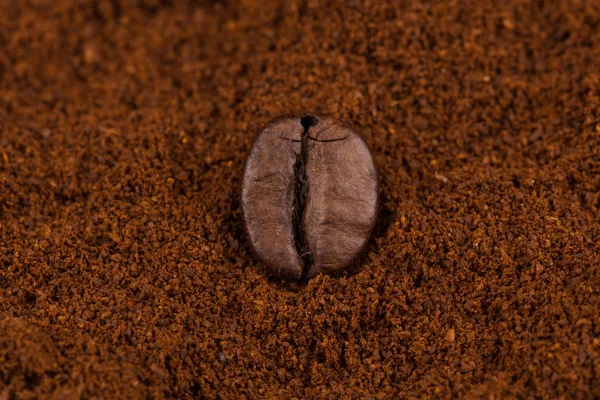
[{"left": 241, "top": 114, "right": 378, "bottom": 281}]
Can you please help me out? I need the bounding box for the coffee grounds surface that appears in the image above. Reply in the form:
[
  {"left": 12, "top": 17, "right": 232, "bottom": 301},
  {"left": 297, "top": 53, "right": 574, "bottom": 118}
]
[{"left": 1, "top": 1, "right": 599, "bottom": 398}]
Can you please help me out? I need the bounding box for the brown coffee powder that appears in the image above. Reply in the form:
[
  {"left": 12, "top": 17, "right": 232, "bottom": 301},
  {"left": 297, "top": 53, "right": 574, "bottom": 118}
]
[{"left": 1, "top": 0, "right": 599, "bottom": 398}]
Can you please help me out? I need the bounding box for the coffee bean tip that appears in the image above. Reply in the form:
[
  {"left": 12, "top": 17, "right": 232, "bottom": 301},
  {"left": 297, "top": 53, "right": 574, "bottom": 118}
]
[{"left": 300, "top": 114, "right": 319, "bottom": 128}]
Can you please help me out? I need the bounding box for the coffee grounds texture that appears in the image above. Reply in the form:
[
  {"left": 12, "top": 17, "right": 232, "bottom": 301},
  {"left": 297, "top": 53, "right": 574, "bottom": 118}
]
[{"left": 1, "top": 0, "right": 599, "bottom": 398}]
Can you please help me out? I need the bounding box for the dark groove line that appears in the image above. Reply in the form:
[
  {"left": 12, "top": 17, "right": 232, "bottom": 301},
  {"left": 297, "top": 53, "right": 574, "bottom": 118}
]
[{"left": 293, "top": 115, "right": 318, "bottom": 280}]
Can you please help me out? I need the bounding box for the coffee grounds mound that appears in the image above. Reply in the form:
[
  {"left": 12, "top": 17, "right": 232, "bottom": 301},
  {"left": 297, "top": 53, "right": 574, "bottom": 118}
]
[{"left": 1, "top": 0, "right": 599, "bottom": 398}]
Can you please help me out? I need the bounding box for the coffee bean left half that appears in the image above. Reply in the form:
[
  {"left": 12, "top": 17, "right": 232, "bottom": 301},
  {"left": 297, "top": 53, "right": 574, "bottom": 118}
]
[{"left": 241, "top": 114, "right": 378, "bottom": 281}]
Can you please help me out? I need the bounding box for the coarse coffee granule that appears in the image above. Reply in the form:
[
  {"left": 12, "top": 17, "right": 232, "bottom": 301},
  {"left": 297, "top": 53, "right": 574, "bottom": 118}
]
[{"left": 1, "top": 0, "right": 599, "bottom": 398}]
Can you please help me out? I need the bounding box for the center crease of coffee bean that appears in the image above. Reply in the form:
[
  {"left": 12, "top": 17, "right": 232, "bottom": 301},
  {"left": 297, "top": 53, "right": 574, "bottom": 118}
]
[{"left": 294, "top": 115, "right": 319, "bottom": 280}]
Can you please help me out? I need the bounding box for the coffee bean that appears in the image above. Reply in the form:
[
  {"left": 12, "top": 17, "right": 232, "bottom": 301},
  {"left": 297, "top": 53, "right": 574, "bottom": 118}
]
[{"left": 241, "top": 114, "right": 378, "bottom": 281}]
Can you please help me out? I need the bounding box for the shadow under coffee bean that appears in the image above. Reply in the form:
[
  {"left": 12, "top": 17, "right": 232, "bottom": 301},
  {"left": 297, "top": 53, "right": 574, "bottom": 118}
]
[{"left": 241, "top": 114, "right": 379, "bottom": 281}]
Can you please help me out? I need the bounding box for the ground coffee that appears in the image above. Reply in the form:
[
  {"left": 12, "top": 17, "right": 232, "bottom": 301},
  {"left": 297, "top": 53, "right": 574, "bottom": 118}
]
[
  {"left": 241, "top": 114, "right": 378, "bottom": 280},
  {"left": 0, "top": 0, "right": 599, "bottom": 398}
]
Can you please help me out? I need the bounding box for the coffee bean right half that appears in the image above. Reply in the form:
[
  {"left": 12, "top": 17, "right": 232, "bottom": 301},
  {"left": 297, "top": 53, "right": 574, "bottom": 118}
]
[{"left": 241, "top": 114, "right": 378, "bottom": 281}]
